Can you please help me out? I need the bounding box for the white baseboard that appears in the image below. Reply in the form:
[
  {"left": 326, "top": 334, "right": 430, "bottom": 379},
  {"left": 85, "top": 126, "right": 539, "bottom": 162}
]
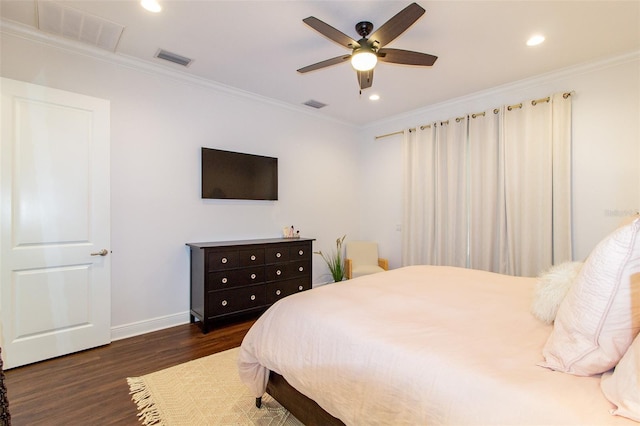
[{"left": 110, "top": 311, "right": 191, "bottom": 341}]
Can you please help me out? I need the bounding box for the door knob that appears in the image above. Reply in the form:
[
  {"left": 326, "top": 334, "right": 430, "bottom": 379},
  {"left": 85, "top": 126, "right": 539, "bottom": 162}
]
[{"left": 91, "top": 249, "right": 109, "bottom": 256}]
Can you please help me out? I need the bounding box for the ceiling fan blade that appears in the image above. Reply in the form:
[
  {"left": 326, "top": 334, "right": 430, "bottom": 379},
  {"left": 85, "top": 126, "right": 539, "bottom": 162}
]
[
  {"left": 303, "top": 16, "right": 359, "bottom": 49},
  {"left": 368, "top": 2, "right": 425, "bottom": 47},
  {"left": 297, "top": 54, "right": 351, "bottom": 73},
  {"left": 378, "top": 48, "right": 437, "bottom": 66},
  {"left": 357, "top": 69, "right": 374, "bottom": 90}
]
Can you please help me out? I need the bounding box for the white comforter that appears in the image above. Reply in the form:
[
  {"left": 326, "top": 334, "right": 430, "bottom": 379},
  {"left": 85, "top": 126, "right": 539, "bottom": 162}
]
[{"left": 238, "top": 265, "right": 633, "bottom": 425}]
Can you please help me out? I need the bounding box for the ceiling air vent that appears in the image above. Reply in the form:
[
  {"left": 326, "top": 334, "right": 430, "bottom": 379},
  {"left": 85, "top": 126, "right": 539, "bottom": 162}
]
[
  {"left": 37, "top": 0, "right": 124, "bottom": 52},
  {"left": 303, "top": 100, "right": 327, "bottom": 109},
  {"left": 155, "top": 49, "right": 193, "bottom": 67}
]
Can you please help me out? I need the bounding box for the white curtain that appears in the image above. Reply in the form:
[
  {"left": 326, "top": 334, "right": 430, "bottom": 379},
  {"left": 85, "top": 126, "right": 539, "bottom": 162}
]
[
  {"left": 402, "top": 125, "right": 435, "bottom": 265},
  {"left": 468, "top": 108, "right": 506, "bottom": 272},
  {"left": 503, "top": 93, "right": 572, "bottom": 276},
  {"left": 434, "top": 118, "right": 468, "bottom": 267},
  {"left": 402, "top": 92, "right": 572, "bottom": 276},
  {"left": 402, "top": 118, "right": 467, "bottom": 267},
  {"left": 551, "top": 94, "right": 573, "bottom": 265}
]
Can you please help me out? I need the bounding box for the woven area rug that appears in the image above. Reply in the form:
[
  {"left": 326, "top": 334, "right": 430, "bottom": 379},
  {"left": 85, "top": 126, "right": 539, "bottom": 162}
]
[{"left": 127, "top": 347, "right": 303, "bottom": 425}]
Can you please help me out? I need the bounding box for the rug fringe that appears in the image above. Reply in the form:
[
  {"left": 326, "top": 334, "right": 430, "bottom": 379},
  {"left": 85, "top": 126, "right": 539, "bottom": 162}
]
[{"left": 127, "top": 377, "right": 163, "bottom": 425}]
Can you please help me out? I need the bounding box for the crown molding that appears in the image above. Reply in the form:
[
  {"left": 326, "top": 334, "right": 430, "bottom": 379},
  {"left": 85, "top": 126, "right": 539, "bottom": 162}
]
[
  {"left": 3, "top": 18, "right": 638, "bottom": 132},
  {"left": 0, "top": 18, "right": 356, "bottom": 129},
  {"left": 363, "top": 49, "right": 640, "bottom": 132}
]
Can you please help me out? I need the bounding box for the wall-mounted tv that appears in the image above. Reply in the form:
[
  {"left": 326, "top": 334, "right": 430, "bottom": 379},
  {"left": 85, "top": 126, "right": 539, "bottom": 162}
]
[{"left": 201, "top": 147, "right": 278, "bottom": 200}]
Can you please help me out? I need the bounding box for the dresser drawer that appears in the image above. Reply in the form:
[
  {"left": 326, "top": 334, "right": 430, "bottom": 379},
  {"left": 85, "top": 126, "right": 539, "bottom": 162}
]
[
  {"left": 207, "top": 266, "right": 264, "bottom": 290},
  {"left": 290, "top": 243, "right": 312, "bottom": 260},
  {"left": 265, "top": 263, "right": 289, "bottom": 281},
  {"left": 265, "top": 260, "right": 311, "bottom": 281},
  {"left": 266, "top": 278, "right": 311, "bottom": 304},
  {"left": 265, "top": 245, "right": 290, "bottom": 263},
  {"left": 207, "top": 249, "right": 239, "bottom": 270},
  {"left": 239, "top": 248, "right": 265, "bottom": 267},
  {"left": 290, "top": 259, "right": 310, "bottom": 277},
  {"left": 209, "top": 285, "right": 266, "bottom": 316}
]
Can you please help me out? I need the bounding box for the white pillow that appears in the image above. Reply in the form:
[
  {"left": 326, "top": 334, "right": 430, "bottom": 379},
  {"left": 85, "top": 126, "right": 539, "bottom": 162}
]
[
  {"left": 531, "top": 262, "right": 583, "bottom": 324},
  {"left": 539, "top": 219, "right": 640, "bottom": 376},
  {"left": 601, "top": 333, "right": 640, "bottom": 422}
]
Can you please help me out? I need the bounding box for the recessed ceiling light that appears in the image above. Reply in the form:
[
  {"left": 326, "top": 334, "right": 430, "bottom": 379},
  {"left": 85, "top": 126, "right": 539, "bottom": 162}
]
[
  {"left": 369, "top": 94, "right": 380, "bottom": 101},
  {"left": 526, "top": 34, "right": 545, "bottom": 46},
  {"left": 141, "top": 0, "right": 162, "bottom": 13}
]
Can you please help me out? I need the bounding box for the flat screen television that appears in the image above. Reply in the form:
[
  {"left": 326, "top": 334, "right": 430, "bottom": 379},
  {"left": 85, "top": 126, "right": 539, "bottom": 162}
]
[{"left": 201, "top": 147, "right": 278, "bottom": 200}]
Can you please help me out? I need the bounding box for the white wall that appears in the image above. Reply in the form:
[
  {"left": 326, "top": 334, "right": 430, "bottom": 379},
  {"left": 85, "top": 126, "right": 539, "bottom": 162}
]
[
  {"left": 1, "top": 30, "right": 362, "bottom": 337},
  {"left": 358, "top": 52, "right": 640, "bottom": 268}
]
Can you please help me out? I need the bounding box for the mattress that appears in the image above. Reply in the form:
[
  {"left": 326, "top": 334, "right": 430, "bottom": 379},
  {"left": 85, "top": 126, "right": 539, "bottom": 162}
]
[{"left": 238, "top": 265, "right": 634, "bottom": 425}]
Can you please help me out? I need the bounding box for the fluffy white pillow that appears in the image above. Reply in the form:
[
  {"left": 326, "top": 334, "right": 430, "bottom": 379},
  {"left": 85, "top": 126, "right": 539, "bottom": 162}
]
[
  {"left": 539, "top": 219, "right": 640, "bottom": 376},
  {"left": 601, "top": 333, "right": 640, "bottom": 422},
  {"left": 531, "top": 262, "right": 583, "bottom": 324}
]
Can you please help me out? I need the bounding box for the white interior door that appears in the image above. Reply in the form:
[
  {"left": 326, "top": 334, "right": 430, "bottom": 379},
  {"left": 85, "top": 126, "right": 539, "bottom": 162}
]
[{"left": 0, "top": 78, "right": 111, "bottom": 369}]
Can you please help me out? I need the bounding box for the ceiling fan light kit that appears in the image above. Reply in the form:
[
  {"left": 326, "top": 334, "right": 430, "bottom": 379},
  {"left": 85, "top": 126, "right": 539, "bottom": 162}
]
[
  {"left": 351, "top": 48, "right": 377, "bottom": 71},
  {"left": 298, "top": 2, "right": 437, "bottom": 91}
]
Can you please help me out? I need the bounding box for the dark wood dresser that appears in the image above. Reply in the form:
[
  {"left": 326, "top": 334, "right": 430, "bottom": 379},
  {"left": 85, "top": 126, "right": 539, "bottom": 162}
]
[{"left": 186, "top": 238, "right": 314, "bottom": 333}]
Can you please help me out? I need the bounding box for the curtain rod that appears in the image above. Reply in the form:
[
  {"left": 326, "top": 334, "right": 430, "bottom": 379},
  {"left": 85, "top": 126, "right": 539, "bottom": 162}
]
[
  {"left": 374, "top": 130, "right": 405, "bottom": 140},
  {"left": 374, "top": 91, "right": 574, "bottom": 140}
]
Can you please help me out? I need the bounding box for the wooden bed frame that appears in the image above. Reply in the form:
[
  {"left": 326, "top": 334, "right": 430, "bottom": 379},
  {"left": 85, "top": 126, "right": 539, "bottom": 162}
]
[{"left": 256, "top": 371, "right": 345, "bottom": 425}]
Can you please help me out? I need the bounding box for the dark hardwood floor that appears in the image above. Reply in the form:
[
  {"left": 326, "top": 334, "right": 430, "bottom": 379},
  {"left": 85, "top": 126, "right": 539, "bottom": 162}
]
[{"left": 3, "top": 317, "right": 256, "bottom": 426}]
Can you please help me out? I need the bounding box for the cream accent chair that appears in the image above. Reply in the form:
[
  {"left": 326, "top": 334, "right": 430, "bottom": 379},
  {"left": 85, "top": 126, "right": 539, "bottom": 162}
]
[{"left": 345, "top": 241, "right": 389, "bottom": 279}]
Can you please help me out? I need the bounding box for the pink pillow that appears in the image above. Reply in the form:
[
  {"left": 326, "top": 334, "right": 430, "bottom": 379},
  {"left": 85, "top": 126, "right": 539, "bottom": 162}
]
[
  {"left": 539, "top": 219, "right": 640, "bottom": 375},
  {"left": 601, "top": 333, "right": 640, "bottom": 422}
]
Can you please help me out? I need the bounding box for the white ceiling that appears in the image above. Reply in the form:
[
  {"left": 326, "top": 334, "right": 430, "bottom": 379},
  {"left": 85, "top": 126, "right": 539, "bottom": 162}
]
[{"left": 2, "top": 0, "right": 639, "bottom": 126}]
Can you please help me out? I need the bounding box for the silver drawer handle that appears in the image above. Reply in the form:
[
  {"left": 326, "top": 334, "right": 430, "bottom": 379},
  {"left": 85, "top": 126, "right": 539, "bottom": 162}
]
[
  {"left": 276, "top": 270, "right": 282, "bottom": 276},
  {"left": 251, "top": 255, "right": 256, "bottom": 261},
  {"left": 276, "top": 289, "right": 281, "bottom": 295},
  {"left": 276, "top": 252, "right": 282, "bottom": 258},
  {"left": 222, "top": 277, "right": 228, "bottom": 284},
  {"left": 298, "top": 250, "right": 304, "bottom": 255},
  {"left": 251, "top": 273, "right": 256, "bottom": 280},
  {"left": 221, "top": 257, "right": 228, "bottom": 264},
  {"left": 221, "top": 300, "right": 228, "bottom": 307},
  {"left": 250, "top": 295, "right": 256, "bottom": 301},
  {"left": 298, "top": 285, "right": 303, "bottom": 291},
  {"left": 299, "top": 266, "right": 304, "bottom": 272}
]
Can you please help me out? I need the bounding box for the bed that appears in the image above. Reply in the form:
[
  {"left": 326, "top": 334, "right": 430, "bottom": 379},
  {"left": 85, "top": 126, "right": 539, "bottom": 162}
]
[{"left": 238, "top": 223, "right": 640, "bottom": 425}]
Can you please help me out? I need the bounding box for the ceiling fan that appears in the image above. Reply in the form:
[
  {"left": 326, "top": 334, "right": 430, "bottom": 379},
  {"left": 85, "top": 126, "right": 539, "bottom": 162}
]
[{"left": 297, "top": 2, "right": 438, "bottom": 91}]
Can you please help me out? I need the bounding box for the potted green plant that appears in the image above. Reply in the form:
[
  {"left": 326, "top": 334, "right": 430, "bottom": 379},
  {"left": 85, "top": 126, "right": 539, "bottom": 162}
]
[{"left": 315, "top": 235, "right": 346, "bottom": 283}]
